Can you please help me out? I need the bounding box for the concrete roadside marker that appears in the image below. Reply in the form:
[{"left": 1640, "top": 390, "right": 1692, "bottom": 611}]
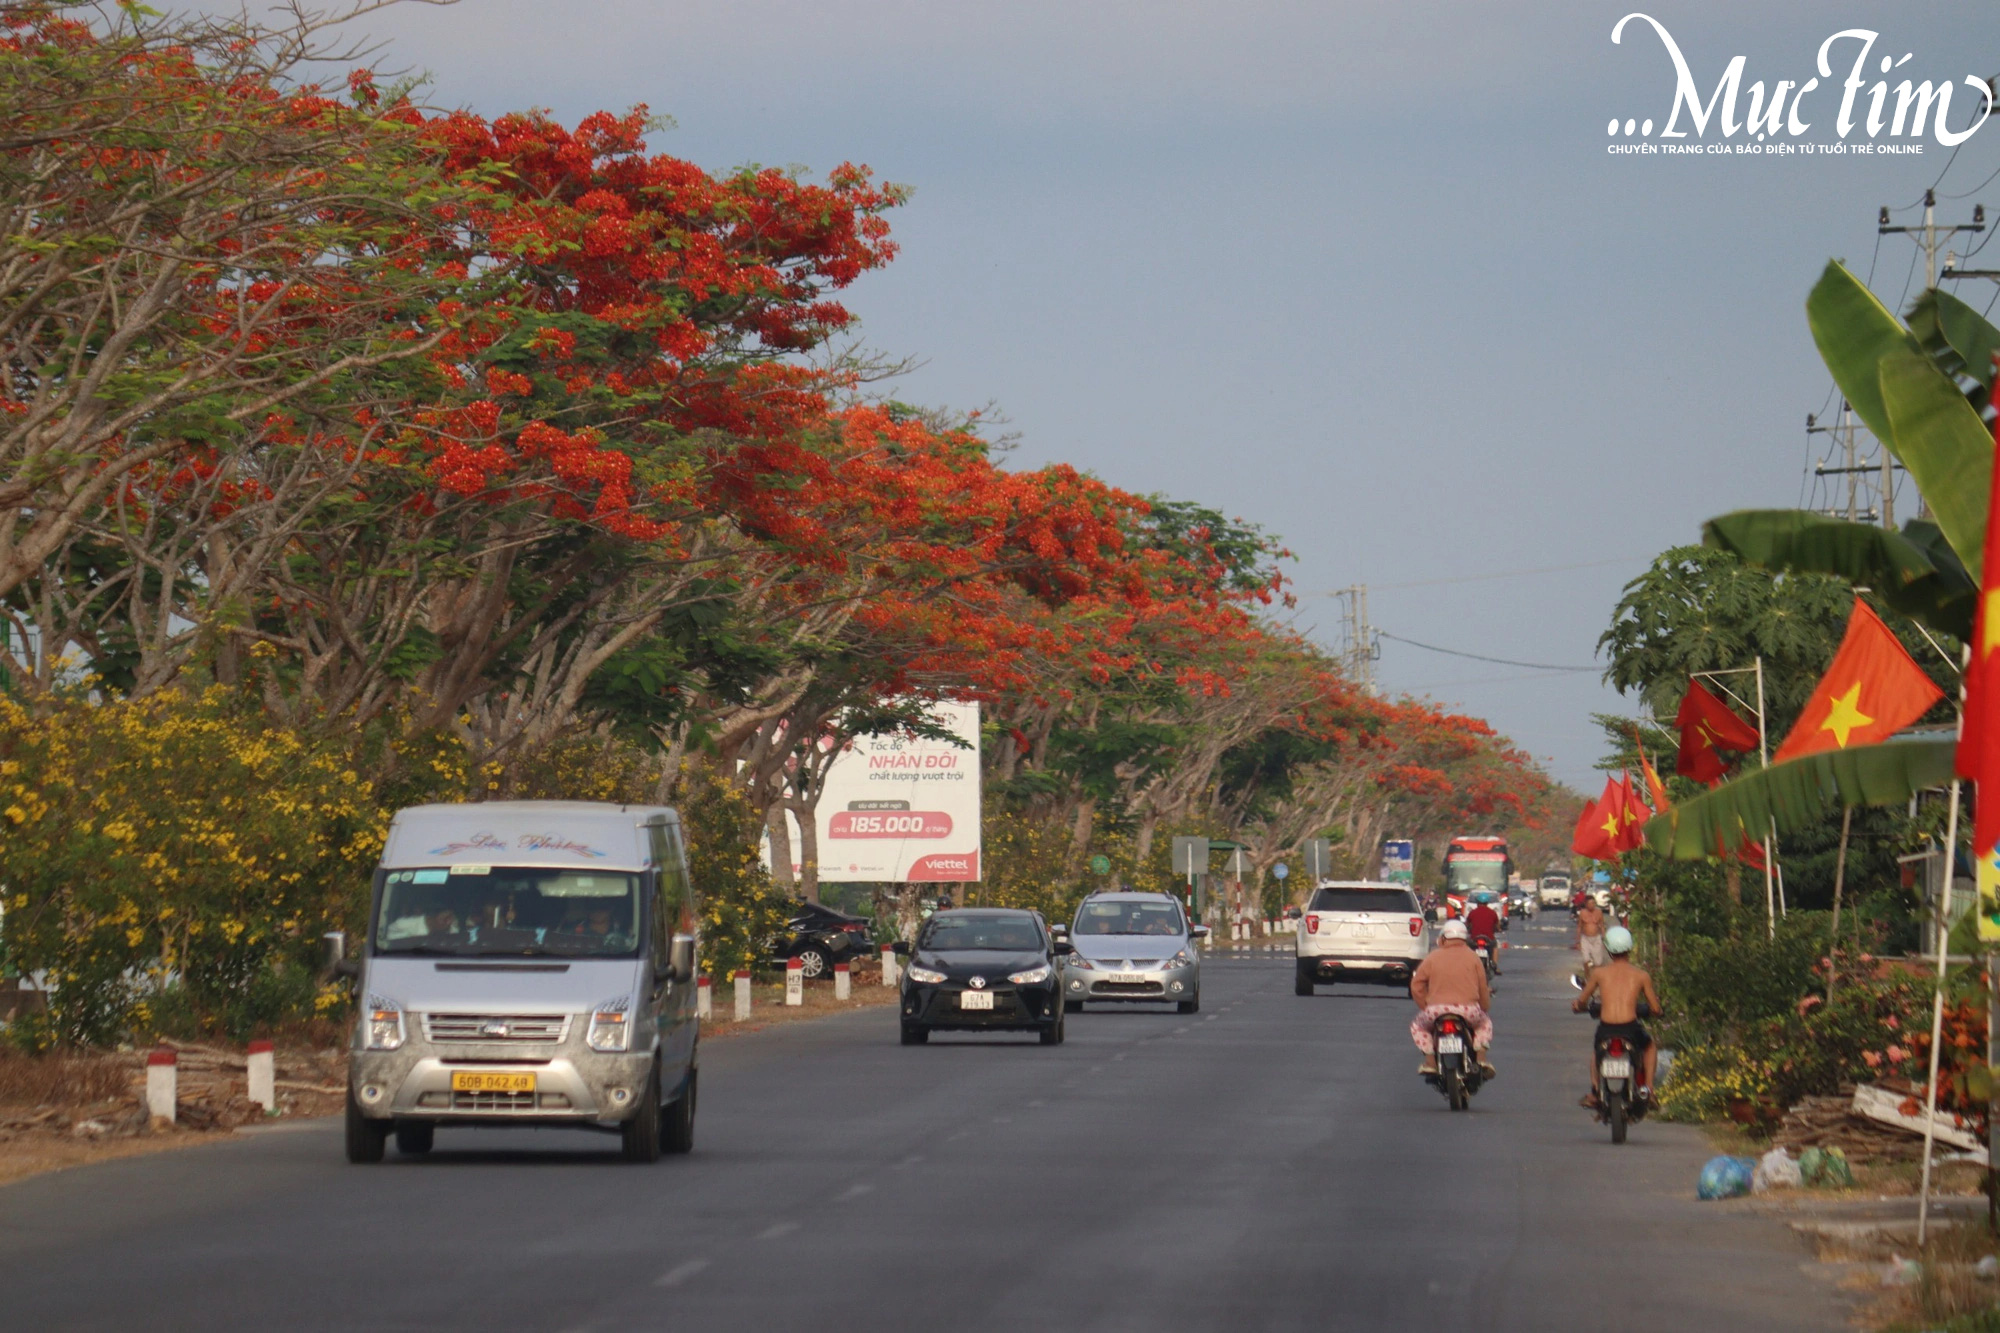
[
  {"left": 881, "top": 944, "right": 900, "bottom": 987},
  {"left": 833, "top": 962, "right": 851, "bottom": 1000},
  {"left": 696, "top": 975, "right": 712, "bottom": 1020},
  {"left": 246, "top": 1039, "right": 275, "bottom": 1113},
  {"left": 785, "top": 956, "right": 804, "bottom": 1006},
  {"left": 734, "top": 969, "right": 752, "bottom": 1022},
  {"left": 145, "top": 1048, "right": 177, "bottom": 1124}
]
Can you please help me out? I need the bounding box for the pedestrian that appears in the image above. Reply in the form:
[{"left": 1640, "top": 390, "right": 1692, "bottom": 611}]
[{"left": 1574, "top": 893, "right": 1607, "bottom": 974}]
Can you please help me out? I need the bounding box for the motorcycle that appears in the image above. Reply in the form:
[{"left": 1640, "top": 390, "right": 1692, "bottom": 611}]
[
  {"left": 1424, "top": 1011, "right": 1485, "bottom": 1112},
  {"left": 1471, "top": 933, "right": 1497, "bottom": 982},
  {"left": 1571, "top": 976, "right": 1652, "bottom": 1144}
]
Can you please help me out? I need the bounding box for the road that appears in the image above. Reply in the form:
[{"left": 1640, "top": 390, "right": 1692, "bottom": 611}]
[{"left": 0, "top": 915, "right": 1845, "bottom": 1332}]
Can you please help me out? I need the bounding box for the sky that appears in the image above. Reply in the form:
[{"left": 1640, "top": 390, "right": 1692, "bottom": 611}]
[{"left": 322, "top": 0, "right": 1998, "bottom": 789}]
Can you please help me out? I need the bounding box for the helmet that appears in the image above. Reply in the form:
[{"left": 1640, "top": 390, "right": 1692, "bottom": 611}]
[
  {"left": 1605, "top": 925, "right": 1633, "bottom": 955},
  {"left": 1440, "top": 920, "right": 1470, "bottom": 941}
]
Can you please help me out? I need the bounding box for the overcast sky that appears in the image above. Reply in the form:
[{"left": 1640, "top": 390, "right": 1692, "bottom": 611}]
[{"left": 332, "top": 0, "right": 1997, "bottom": 789}]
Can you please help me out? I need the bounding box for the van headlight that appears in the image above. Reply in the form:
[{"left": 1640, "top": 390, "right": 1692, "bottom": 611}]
[
  {"left": 587, "top": 997, "right": 631, "bottom": 1052},
  {"left": 1168, "top": 950, "right": 1195, "bottom": 970},
  {"left": 365, "top": 996, "right": 405, "bottom": 1051}
]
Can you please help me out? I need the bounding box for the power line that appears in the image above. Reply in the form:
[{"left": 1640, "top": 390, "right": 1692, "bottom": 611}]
[
  {"left": 1302, "top": 556, "right": 1639, "bottom": 595},
  {"left": 1374, "top": 630, "right": 1598, "bottom": 673}
]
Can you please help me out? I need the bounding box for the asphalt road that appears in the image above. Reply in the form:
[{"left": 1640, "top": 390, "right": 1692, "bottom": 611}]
[{"left": 0, "top": 914, "right": 1847, "bottom": 1332}]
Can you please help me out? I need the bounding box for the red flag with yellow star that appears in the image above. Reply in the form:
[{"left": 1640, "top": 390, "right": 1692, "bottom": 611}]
[
  {"left": 1615, "top": 771, "right": 1652, "bottom": 853},
  {"left": 1571, "top": 777, "right": 1625, "bottom": 860},
  {"left": 1772, "top": 599, "right": 1944, "bottom": 764},
  {"left": 1674, "top": 681, "right": 1760, "bottom": 784},
  {"left": 1956, "top": 395, "right": 2000, "bottom": 864}
]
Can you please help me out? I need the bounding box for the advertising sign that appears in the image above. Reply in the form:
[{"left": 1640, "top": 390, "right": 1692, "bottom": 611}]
[
  {"left": 813, "top": 701, "right": 982, "bottom": 882},
  {"left": 1379, "top": 839, "right": 1414, "bottom": 884}
]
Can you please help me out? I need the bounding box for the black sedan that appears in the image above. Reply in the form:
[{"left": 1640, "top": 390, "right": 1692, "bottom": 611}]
[
  {"left": 892, "top": 909, "right": 1073, "bottom": 1045},
  {"left": 771, "top": 900, "right": 876, "bottom": 978}
]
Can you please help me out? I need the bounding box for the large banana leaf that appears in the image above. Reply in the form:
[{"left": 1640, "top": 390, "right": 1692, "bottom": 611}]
[
  {"left": 1907, "top": 287, "right": 2000, "bottom": 404},
  {"left": 1702, "top": 510, "right": 1975, "bottom": 639},
  {"left": 1644, "top": 732, "right": 1957, "bottom": 860},
  {"left": 1807, "top": 261, "right": 1994, "bottom": 573}
]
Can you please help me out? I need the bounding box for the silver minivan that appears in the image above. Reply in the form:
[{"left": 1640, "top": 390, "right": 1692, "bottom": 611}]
[
  {"left": 1060, "top": 890, "right": 1207, "bottom": 1013},
  {"left": 335, "top": 801, "right": 700, "bottom": 1164}
]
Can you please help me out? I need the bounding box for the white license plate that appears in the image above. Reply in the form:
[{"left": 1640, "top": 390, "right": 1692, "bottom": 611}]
[
  {"left": 1600, "top": 1057, "right": 1631, "bottom": 1079},
  {"left": 1437, "top": 1035, "right": 1465, "bottom": 1054},
  {"left": 1107, "top": 973, "right": 1144, "bottom": 984},
  {"left": 1476, "top": 947, "right": 1490, "bottom": 958},
  {"left": 959, "top": 991, "right": 994, "bottom": 1010}
]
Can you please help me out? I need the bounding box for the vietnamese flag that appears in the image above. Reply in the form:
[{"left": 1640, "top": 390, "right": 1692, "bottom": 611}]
[
  {"left": 1772, "top": 599, "right": 1945, "bottom": 763},
  {"left": 1572, "top": 777, "right": 1625, "bottom": 859},
  {"left": 1616, "top": 771, "right": 1653, "bottom": 853},
  {"left": 1957, "top": 391, "right": 2000, "bottom": 861},
  {"left": 1675, "top": 681, "right": 1761, "bottom": 784}
]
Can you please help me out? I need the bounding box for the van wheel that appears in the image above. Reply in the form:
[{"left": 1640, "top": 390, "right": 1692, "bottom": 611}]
[
  {"left": 1177, "top": 997, "right": 1200, "bottom": 1014},
  {"left": 1294, "top": 965, "right": 1315, "bottom": 997},
  {"left": 622, "top": 1066, "right": 663, "bottom": 1163},
  {"left": 345, "top": 1089, "right": 388, "bottom": 1164},
  {"left": 393, "top": 1120, "right": 434, "bottom": 1156},
  {"left": 663, "top": 1069, "right": 695, "bottom": 1155}
]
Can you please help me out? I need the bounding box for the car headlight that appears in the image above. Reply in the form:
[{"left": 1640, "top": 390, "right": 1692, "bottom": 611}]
[
  {"left": 1168, "top": 950, "right": 1195, "bottom": 969},
  {"left": 587, "top": 996, "right": 631, "bottom": 1052},
  {"left": 906, "top": 964, "right": 947, "bottom": 984},
  {"left": 1065, "top": 954, "right": 1094, "bottom": 970},
  {"left": 1008, "top": 965, "right": 1051, "bottom": 985},
  {"left": 364, "top": 995, "right": 405, "bottom": 1051}
]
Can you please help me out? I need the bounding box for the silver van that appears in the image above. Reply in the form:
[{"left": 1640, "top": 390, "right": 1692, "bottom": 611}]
[{"left": 333, "top": 801, "right": 699, "bottom": 1164}]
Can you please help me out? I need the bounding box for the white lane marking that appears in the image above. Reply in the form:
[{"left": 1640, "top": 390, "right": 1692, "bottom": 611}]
[
  {"left": 1174, "top": 1026, "right": 1190, "bottom": 1034},
  {"left": 757, "top": 1222, "right": 799, "bottom": 1241},
  {"left": 992, "top": 1116, "right": 1013, "bottom": 1124},
  {"left": 655, "top": 1259, "right": 710, "bottom": 1287},
  {"left": 837, "top": 1183, "right": 874, "bottom": 1202},
  {"left": 896, "top": 1154, "right": 924, "bottom": 1168},
  {"left": 948, "top": 1130, "right": 970, "bottom": 1141},
  {"left": 1112, "top": 1053, "right": 1129, "bottom": 1061},
  {"left": 1028, "top": 1099, "right": 1046, "bottom": 1107},
  {"left": 1204, "top": 1015, "right": 1218, "bottom": 1021}
]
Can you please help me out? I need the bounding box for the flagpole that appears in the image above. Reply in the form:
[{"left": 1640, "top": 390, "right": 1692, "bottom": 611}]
[
  {"left": 1918, "top": 777, "right": 1963, "bottom": 1246},
  {"left": 1755, "top": 655, "right": 1776, "bottom": 939}
]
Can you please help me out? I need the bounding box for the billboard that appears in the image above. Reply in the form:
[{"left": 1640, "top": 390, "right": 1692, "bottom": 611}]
[
  {"left": 811, "top": 701, "right": 982, "bottom": 882},
  {"left": 1379, "top": 839, "right": 1414, "bottom": 884}
]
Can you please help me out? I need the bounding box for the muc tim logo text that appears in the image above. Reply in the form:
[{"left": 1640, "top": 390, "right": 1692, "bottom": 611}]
[{"left": 1608, "top": 14, "right": 1993, "bottom": 155}]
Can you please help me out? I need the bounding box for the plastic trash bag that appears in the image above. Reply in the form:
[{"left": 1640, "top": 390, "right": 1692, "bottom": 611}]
[
  {"left": 1751, "top": 1147, "right": 1803, "bottom": 1193},
  {"left": 1696, "top": 1155, "right": 1756, "bottom": 1200},
  {"left": 1798, "top": 1146, "right": 1854, "bottom": 1188}
]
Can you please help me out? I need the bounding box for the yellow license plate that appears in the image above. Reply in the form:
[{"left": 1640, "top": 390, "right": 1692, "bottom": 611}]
[{"left": 450, "top": 1071, "right": 536, "bottom": 1093}]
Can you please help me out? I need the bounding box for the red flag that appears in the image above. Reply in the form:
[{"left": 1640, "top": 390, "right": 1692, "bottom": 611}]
[
  {"left": 1773, "top": 599, "right": 1945, "bottom": 763},
  {"left": 1616, "top": 771, "right": 1653, "bottom": 853},
  {"left": 1571, "top": 777, "right": 1625, "bottom": 860},
  {"left": 1675, "top": 681, "right": 1760, "bottom": 784},
  {"left": 1958, "top": 386, "right": 2000, "bottom": 860}
]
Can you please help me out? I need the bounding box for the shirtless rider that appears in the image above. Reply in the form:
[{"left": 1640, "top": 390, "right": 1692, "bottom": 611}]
[{"left": 1569, "top": 926, "right": 1661, "bottom": 1109}]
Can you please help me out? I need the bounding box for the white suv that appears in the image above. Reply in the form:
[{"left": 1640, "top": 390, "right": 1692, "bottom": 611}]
[{"left": 1294, "top": 881, "right": 1430, "bottom": 995}]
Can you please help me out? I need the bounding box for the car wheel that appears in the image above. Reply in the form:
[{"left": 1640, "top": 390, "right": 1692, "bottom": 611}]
[
  {"left": 1177, "top": 995, "right": 1199, "bottom": 1013},
  {"left": 1040, "top": 1009, "right": 1065, "bottom": 1045},
  {"left": 794, "top": 946, "right": 829, "bottom": 979},
  {"left": 393, "top": 1120, "right": 434, "bottom": 1156},
  {"left": 900, "top": 1024, "right": 929, "bottom": 1045},
  {"left": 663, "top": 1069, "right": 695, "bottom": 1155},
  {"left": 621, "top": 1064, "right": 663, "bottom": 1163},
  {"left": 1294, "top": 965, "right": 1315, "bottom": 997},
  {"left": 344, "top": 1088, "right": 388, "bottom": 1164},
  {"left": 1063, "top": 999, "right": 1083, "bottom": 1014}
]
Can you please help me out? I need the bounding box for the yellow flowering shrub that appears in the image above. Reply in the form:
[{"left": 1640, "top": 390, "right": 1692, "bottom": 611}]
[{"left": 0, "top": 688, "right": 388, "bottom": 1044}]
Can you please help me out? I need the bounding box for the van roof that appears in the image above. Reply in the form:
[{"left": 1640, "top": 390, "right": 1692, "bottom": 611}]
[{"left": 382, "top": 801, "right": 677, "bottom": 871}]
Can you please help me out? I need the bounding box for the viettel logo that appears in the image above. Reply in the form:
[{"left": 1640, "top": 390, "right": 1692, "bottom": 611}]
[{"left": 1609, "top": 13, "right": 1992, "bottom": 150}]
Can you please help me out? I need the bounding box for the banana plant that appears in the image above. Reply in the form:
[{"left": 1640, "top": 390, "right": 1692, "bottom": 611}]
[{"left": 1702, "top": 510, "right": 1975, "bottom": 640}]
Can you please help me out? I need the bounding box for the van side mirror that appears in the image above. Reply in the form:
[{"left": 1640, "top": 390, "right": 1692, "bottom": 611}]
[
  {"left": 668, "top": 935, "right": 696, "bottom": 985},
  {"left": 891, "top": 940, "right": 912, "bottom": 957},
  {"left": 1051, "top": 941, "right": 1074, "bottom": 956},
  {"left": 322, "top": 931, "right": 359, "bottom": 981},
  {"left": 1188, "top": 925, "right": 1210, "bottom": 941}
]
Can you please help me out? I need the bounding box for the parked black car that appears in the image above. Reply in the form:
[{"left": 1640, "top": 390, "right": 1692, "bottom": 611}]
[
  {"left": 771, "top": 900, "right": 875, "bottom": 978},
  {"left": 893, "top": 908, "right": 1073, "bottom": 1045}
]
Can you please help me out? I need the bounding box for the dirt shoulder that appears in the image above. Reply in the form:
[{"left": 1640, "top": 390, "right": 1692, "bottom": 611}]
[{"left": 0, "top": 979, "right": 894, "bottom": 1187}]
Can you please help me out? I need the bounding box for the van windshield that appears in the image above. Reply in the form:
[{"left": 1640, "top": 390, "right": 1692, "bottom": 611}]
[
  {"left": 1073, "top": 901, "right": 1184, "bottom": 937},
  {"left": 375, "top": 867, "right": 642, "bottom": 958}
]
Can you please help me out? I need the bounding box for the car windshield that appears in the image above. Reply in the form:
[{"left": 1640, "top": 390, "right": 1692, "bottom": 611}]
[
  {"left": 1445, "top": 860, "right": 1508, "bottom": 893},
  {"left": 919, "top": 914, "right": 1043, "bottom": 952},
  {"left": 1073, "top": 901, "right": 1183, "bottom": 936},
  {"left": 1308, "top": 888, "right": 1419, "bottom": 914},
  {"left": 375, "top": 867, "right": 642, "bottom": 957}
]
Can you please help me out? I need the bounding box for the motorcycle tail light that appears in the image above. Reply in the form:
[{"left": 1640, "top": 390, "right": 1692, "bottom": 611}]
[
  {"left": 1305, "top": 915, "right": 1320, "bottom": 934},
  {"left": 1408, "top": 917, "right": 1422, "bottom": 936},
  {"left": 1607, "top": 1038, "right": 1627, "bottom": 1056}
]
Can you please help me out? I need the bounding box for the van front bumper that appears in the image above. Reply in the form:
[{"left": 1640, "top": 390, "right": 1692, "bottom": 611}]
[{"left": 348, "top": 1047, "right": 655, "bottom": 1124}]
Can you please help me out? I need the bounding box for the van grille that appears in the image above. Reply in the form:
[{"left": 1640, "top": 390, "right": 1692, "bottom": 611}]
[{"left": 422, "top": 1013, "right": 571, "bottom": 1044}]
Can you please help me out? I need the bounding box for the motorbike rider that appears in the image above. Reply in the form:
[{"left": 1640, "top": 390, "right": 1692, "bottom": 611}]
[
  {"left": 1464, "top": 893, "right": 1502, "bottom": 975},
  {"left": 1409, "top": 919, "right": 1495, "bottom": 1079},
  {"left": 1570, "top": 925, "right": 1661, "bottom": 1109}
]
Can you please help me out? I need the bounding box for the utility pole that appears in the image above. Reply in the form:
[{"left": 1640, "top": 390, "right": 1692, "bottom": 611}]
[
  {"left": 1883, "top": 192, "right": 1988, "bottom": 524},
  {"left": 1807, "top": 401, "right": 1889, "bottom": 526},
  {"left": 1332, "top": 585, "right": 1379, "bottom": 695}
]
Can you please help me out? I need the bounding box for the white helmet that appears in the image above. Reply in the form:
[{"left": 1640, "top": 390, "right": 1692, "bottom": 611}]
[{"left": 1439, "top": 919, "right": 1470, "bottom": 941}]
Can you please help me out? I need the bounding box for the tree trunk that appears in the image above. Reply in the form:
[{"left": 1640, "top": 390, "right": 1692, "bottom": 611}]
[
  {"left": 793, "top": 797, "right": 822, "bottom": 904},
  {"left": 767, "top": 806, "right": 796, "bottom": 891}
]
